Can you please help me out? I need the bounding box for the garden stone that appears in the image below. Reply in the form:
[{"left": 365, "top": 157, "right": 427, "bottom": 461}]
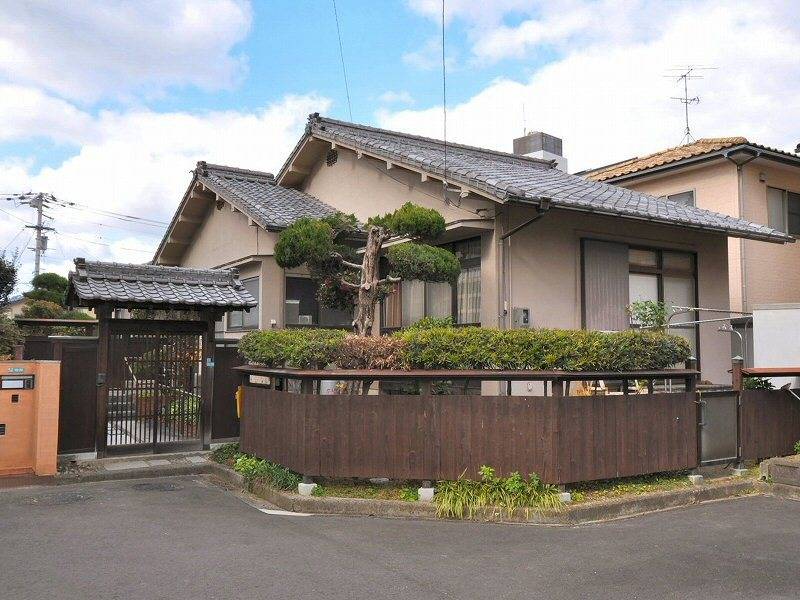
[
  {"left": 298, "top": 482, "right": 318, "bottom": 496},
  {"left": 688, "top": 474, "right": 704, "bottom": 485},
  {"left": 558, "top": 491, "right": 572, "bottom": 503},
  {"left": 732, "top": 468, "right": 748, "bottom": 477},
  {"left": 369, "top": 477, "right": 390, "bottom": 485},
  {"left": 418, "top": 487, "right": 435, "bottom": 502}
]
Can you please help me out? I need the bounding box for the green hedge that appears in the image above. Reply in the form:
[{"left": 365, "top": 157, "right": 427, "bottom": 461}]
[
  {"left": 395, "top": 327, "right": 690, "bottom": 371},
  {"left": 238, "top": 326, "right": 690, "bottom": 372},
  {"left": 238, "top": 328, "right": 346, "bottom": 368}
]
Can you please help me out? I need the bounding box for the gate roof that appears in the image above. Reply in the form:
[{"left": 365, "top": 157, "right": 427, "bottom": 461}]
[{"left": 66, "top": 258, "right": 258, "bottom": 311}]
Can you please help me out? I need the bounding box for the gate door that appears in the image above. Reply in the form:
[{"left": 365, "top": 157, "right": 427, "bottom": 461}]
[
  {"left": 106, "top": 320, "right": 206, "bottom": 454},
  {"left": 699, "top": 390, "right": 739, "bottom": 465}
]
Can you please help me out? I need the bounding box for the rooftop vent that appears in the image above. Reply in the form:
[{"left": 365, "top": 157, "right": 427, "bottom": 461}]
[{"left": 513, "top": 131, "right": 568, "bottom": 172}]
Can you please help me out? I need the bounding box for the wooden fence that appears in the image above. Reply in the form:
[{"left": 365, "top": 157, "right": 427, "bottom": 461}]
[
  {"left": 740, "top": 389, "right": 800, "bottom": 461},
  {"left": 239, "top": 368, "right": 699, "bottom": 485}
]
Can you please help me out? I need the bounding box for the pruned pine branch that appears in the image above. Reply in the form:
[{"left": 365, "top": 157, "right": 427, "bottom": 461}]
[{"left": 378, "top": 276, "right": 401, "bottom": 285}]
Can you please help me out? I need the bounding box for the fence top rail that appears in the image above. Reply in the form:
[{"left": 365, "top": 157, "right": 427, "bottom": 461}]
[
  {"left": 742, "top": 367, "right": 800, "bottom": 377},
  {"left": 234, "top": 365, "right": 699, "bottom": 382}
]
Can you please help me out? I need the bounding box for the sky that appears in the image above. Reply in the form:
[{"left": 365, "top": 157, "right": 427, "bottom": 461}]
[{"left": 2, "top": 0, "right": 799, "bottom": 291}]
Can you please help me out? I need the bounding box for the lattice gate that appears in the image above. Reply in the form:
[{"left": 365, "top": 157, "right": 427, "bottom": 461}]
[{"left": 105, "top": 320, "right": 207, "bottom": 454}]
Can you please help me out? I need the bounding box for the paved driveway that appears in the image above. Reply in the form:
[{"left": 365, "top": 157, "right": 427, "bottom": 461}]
[{"left": 1, "top": 476, "right": 798, "bottom": 599}]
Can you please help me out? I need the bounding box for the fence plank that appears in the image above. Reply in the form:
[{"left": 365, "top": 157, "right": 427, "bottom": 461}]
[
  {"left": 241, "top": 387, "right": 700, "bottom": 484},
  {"left": 741, "top": 389, "right": 800, "bottom": 460}
]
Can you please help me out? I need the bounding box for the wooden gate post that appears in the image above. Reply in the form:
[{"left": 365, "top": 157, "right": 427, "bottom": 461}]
[
  {"left": 201, "top": 313, "right": 218, "bottom": 449},
  {"left": 94, "top": 304, "right": 111, "bottom": 458}
]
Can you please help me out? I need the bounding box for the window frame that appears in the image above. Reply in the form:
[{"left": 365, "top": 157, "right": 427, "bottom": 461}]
[
  {"left": 767, "top": 186, "right": 800, "bottom": 236},
  {"left": 665, "top": 189, "right": 696, "bottom": 207},
  {"left": 226, "top": 276, "right": 260, "bottom": 331},
  {"left": 580, "top": 238, "right": 700, "bottom": 361},
  {"left": 381, "top": 236, "right": 482, "bottom": 331}
]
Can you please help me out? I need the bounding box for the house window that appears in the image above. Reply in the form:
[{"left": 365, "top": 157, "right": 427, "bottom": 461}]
[
  {"left": 382, "top": 237, "right": 481, "bottom": 329},
  {"left": 582, "top": 240, "right": 698, "bottom": 356},
  {"left": 227, "top": 277, "right": 259, "bottom": 330},
  {"left": 285, "top": 276, "right": 351, "bottom": 327},
  {"left": 666, "top": 190, "right": 695, "bottom": 206},
  {"left": 768, "top": 187, "right": 800, "bottom": 236}
]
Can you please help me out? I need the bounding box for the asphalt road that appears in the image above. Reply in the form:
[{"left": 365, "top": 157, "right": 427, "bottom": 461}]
[{"left": 1, "top": 476, "right": 799, "bottom": 600}]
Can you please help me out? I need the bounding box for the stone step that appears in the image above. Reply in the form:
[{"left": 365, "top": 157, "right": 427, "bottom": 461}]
[{"left": 763, "top": 457, "right": 800, "bottom": 487}]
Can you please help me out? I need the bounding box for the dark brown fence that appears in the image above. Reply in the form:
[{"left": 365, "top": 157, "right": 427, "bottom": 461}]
[
  {"left": 240, "top": 383, "right": 698, "bottom": 485},
  {"left": 740, "top": 389, "right": 800, "bottom": 461}
]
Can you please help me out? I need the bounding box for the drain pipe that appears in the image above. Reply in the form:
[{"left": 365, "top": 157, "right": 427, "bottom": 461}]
[{"left": 724, "top": 150, "right": 761, "bottom": 312}]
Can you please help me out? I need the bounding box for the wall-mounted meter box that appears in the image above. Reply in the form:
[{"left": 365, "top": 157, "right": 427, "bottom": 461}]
[
  {"left": 1, "top": 375, "right": 35, "bottom": 389},
  {"left": 512, "top": 307, "right": 531, "bottom": 328}
]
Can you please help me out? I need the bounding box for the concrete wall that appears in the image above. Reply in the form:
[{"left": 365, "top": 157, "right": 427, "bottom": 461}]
[
  {"left": 504, "top": 205, "right": 731, "bottom": 384},
  {"left": 0, "top": 361, "right": 60, "bottom": 476},
  {"left": 752, "top": 304, "right": 800, "bottom": 389}
]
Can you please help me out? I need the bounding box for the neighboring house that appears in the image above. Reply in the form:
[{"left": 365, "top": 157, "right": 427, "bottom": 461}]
[
  {"left": 3, "top": 294, "right": 26, "bottom": 318},
  {"left": 154, "top": 115, "right": 792, "bottom": 384},
  {"left": 582, "top": 137, "right": 800, "bottom": 314}
]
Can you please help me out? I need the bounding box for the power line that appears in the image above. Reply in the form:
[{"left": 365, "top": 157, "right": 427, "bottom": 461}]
[
  {"left": 1, "top": 227, "right": 25, "bottom": 255},
  {"left": 332, "top": 0, "right": 353, "bottom": 120},
  {"left": 0, "top": 204, "right": 30, "bottom": 224},
  {"left": 55, "top": 230, "right": 154, "bottom": 254}
]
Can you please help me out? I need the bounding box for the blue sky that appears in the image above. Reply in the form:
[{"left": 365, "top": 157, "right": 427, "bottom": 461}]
[{"left": 1, "top": 0, "right": 799, "bottom": 285}]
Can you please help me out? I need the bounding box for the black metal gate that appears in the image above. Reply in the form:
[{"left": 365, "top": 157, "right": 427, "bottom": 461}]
[{"left": 106, "top": 320, "right": 206, "bottom": 454}]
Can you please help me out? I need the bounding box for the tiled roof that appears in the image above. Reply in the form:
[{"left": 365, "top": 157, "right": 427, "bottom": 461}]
[
  {"left": 301, "top": 115, "right": 791, "bottom": 243},
  {"left": 583, "top": 137, "right": 800, "bottom": 182},
  {"left": 67, "top": 258, "right": 258, "bottom": 309},
  {"left": 583, "top": 138, "right": 749, "bottom": 181},
  {"left": 195, "top": 162, "right": 336, "bottom": 229}
]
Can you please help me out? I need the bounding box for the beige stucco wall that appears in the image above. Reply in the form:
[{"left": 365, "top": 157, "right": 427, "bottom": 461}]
[
  {"left": 301, "top": 147, "right": 500, "bottom": 328},
  {"left": 180, "top": 202, "right": 276, "bottom": 269},
  {"left": 504, "top": 205, "right": 731, "bottom": 384},
  {"left": 739, "top": 161, "right": 800, "bottom": 310}
]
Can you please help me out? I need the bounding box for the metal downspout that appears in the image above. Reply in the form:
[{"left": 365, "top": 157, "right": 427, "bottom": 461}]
[{"left": 724, "top": 151, "right": 760, "bottom": 312}]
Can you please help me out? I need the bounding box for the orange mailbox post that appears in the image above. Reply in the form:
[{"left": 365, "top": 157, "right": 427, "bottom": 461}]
[{"left": 0, "top": 361, "right": 61, "bottom": 477}]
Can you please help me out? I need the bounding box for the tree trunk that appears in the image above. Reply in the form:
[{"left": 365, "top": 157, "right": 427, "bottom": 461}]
[{"left": 352, "top": 225, "right": 386, "bottom": 336}]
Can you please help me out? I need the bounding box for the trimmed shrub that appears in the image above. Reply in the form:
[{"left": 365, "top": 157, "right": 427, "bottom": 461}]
[
  {"left": 0, "top": 315, "right": 22, "bottom": 358},
  {"left": 238, "top": 328, "right": 346, "bottom": 368},
  {"left": 395, "top": 327, "right": 691, "bottom": 371},
  {"left": 239, "top": 326, "right": 691, "bottom": 372},
  {"left": 335, "top": 334, "right": 407, "bottom": 369}
]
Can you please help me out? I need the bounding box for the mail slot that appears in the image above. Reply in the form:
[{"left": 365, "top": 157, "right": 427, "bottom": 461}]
[{"left": 1, "top": 375, "right": 35, "bottom": 390}]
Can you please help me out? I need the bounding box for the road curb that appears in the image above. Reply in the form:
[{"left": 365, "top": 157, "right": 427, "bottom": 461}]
[
  {"left": 206, "top": 462, "right": 762, "bottom": 525},
  {"left": 9, "top": 461, "right": 763, "bottom": 525}
]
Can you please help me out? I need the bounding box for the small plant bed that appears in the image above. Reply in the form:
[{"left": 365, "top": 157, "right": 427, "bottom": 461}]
[
  {"left": 211, "top": 443, "right": 301, "bottom": 490},
  {"left": 312, "top": 480, "right": 419, "bottom": 502},
  {"left": 434, "top": 467, "right": 563, "bottom": 520},
  {"left": 569, "top": 471, "right": 694, "bottom": 503}
]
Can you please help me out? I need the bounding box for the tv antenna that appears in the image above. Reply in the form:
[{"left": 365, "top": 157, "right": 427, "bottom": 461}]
[{"left": 665, "top": 65, "right": 716, "bottom": 145}]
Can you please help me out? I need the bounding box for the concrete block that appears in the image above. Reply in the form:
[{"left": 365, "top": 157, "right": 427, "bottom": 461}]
[
  {"left": 688, "top": 474, "right": 704, "bottom": 485},
  {"left": 732, "top": 468, "right": 748, "bottom": 477},
  {"left": 186, "top": 456, "right": 207, "bottom": 464},
  {"left": 298, "top": 482, "right": 318, "bottom": 496},
  {"left": 104, "top": 460, "right": 149, "bottom": 471},
  {"left": 418, "top": 487, "right": 435, "bottom": 502},
  {"left": 558, "top": 491, "right": 572, "bottom": 503}
]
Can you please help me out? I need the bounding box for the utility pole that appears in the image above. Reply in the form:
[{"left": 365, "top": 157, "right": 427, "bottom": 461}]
[{"left": 21, "top": 193, "right": 55, "bottom": 278}]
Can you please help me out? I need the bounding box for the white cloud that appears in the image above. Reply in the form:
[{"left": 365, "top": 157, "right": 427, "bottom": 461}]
[
  {"left": 382, "top": 1, "right": 800, "bottom": 172},
  {"left": 0, "top": 1, "right": 252, "bottom": 103},
  {"left": 1, "top": 92, "right": 330, "bottom": 284},
  {"left": 403, "top": 37, "right": 457, "bottom": 71},
  {"left": 378, "top": 90, "right": 415, "bottom": 105}
]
